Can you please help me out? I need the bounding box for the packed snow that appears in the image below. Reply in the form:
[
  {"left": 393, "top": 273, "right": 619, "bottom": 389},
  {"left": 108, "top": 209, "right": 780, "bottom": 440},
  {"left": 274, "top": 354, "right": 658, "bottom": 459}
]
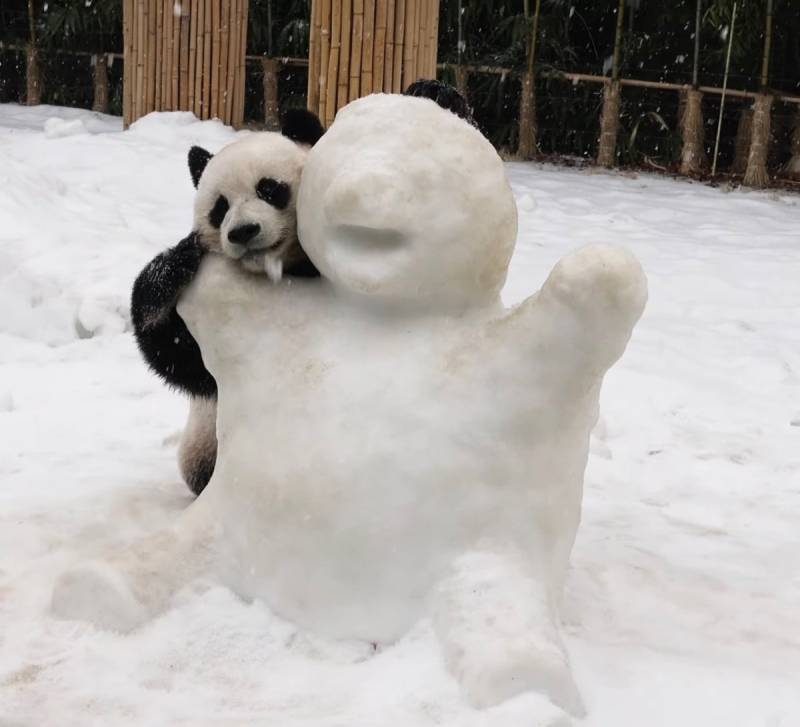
[{"left": 1, "top": 103, "right": 799, "bottom": 726}]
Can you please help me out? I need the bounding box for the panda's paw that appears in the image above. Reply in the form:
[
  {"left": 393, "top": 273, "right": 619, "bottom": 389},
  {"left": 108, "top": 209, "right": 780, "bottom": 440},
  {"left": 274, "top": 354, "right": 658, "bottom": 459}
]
[{"left": 51, "top": 561, "right": 147, "bottom": 633}]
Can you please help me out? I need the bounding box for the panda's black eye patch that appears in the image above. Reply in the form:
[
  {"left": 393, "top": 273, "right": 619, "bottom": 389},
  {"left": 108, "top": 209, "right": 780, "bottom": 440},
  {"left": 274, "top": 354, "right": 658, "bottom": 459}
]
[
  {"left": 256, "top": 177, "right": 290, "bottom": 210},
  {"left": 208, "top": 195, "right": 229, "bottom": 229}
]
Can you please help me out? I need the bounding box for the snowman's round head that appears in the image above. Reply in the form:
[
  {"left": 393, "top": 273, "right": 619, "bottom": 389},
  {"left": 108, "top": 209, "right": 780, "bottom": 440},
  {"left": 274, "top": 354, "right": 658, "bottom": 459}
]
[{"left": 297, "top": 94, "right": 518, "bottom": 306}]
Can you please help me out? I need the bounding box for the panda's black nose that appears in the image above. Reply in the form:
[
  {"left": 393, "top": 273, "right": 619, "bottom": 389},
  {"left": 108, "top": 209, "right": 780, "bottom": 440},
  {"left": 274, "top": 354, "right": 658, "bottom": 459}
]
[{"left": 228, "top": 223, "right": 261, "bottom": 245}]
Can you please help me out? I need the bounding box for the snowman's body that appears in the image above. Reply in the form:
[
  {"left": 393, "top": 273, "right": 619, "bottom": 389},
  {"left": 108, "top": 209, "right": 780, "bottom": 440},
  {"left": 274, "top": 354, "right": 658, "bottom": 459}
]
[{"left": 53, "top": 93, "right": 647, "bottom": 717}]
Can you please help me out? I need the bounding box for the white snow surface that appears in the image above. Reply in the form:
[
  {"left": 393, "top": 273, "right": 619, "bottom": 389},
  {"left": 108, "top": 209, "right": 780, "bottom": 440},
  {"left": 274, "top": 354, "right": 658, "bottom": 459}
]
[{"left": 1, "top": 103, "right": 799, "bottom": 726}]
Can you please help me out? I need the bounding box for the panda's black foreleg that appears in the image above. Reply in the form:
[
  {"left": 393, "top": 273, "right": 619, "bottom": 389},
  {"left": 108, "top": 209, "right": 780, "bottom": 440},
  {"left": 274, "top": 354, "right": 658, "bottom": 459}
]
[{"left": 130, "top": 233, "right": 217, "bottom": 399}]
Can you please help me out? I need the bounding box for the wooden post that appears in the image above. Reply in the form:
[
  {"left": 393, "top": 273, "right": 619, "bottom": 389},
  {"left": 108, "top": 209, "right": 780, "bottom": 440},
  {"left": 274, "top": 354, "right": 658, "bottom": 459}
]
[
  {"left": 308, "top": 0, "right": 439, "bottom": 122},
  {"left": 784, "top": 109, "right": 800, "bottom": 180},
  {"left": 262, "top": 57, "right": 280, "bottom": 129},
  {"left": 679, "top": 88, "right": 707, "bottom": 175},
  {"left": 517, "top": 0, "right": 541, "bottom": 160},
  {"left": 597, "top": 0, "right": 625, "bottom": 167},
  {"left": 743, "top": 94, "right": 773, "bottom": 187},
  {"left": 26, "top": 0, "right": 42, "bottom": 106},
  {"left": 597, "top": 81, "right": 621, "bottom": 168},
  {"left": 92, "top": 54, "right": 110, "bottom": 113},
  {"left": 124, "top": 0, "right": 249, "bottom": 128}
]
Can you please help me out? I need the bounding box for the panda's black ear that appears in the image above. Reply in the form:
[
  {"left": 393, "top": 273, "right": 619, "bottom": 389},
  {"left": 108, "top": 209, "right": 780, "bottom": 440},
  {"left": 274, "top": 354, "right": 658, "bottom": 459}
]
[
  {"left": 188, "top": 146, "right": 213, "bottom": 188},
  {"left": 281, "top": 108, "right": 324, "bottom": 146}
]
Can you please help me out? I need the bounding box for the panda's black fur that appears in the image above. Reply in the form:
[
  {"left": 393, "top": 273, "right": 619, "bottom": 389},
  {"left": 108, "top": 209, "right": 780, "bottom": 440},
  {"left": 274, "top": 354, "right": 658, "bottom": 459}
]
[{"left": 132, "top": 84, "right": 469, "bottom": 497}]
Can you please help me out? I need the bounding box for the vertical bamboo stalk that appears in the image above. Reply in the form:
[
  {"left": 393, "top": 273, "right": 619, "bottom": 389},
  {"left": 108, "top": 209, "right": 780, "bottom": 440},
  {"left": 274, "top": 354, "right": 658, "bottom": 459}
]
[
  {"left": 123, "top": 0, "right": 133, "bottom": 125},
  {"left": 429, "top": 0, "right": 439, "bottom": 76},
  {"left": 172, "top": 1, "right": 182, "bottom": 108},
  {"left": 361, "top": 0, "right": 375, "bottom": 95},
  {"left": 163, "top": 0, "right": 172, "bottom": 107},
  {"left": 179, "top": 0, "right": 191, "bottom": 110},
  {"left": 236, "top": 0, "right": 248, "bottom": 126},
  {"left": 402, "top": 0, "right": 417, "bottom": 90},
  {"left": 325, "top": 0, "right": 342, "bottom": 126},
  {"left": 187, "top": 0, "right": 197, "bottom": 111},
  {"left": 318, "top": 0, "right": 332, "bottom": 122},
  {"left": 308, "top": 0, "right": 322, "bottom": 113},
  {"left": 392, "top": 0, "right": 405, "bottom": 92},
  {"left": 373, "top": 0, "right": 388, "bottom": 92},
  {"left": 210, "top": 0, "right": 220, "bottom": 118},
  {"left": 225, "top": 0, "right": 237, "bottom": 123},
  {"left": 219, "top": 0, "right": 230, "bottom": 123},
  {"left": 194, "top": 0, "right": 205, "bottom": 117},
  {"left": 416, "top": 0, "right": 426, "bottom": 75},
  {"left": 147, "top": 0, "right": 157, "bottom": 112},
  {"left": 349, "top": 0, "right": 364, "bottom": 102},
  {"left": 337, "top": 0, "right": 352, "bottom": 111},
  {"left": 203, "top": 0, "right": 212, "bottom": 118},
  {"left": 383, "top": 0, "right": 396, "bottom": 91},
  {"left": 155, "top": 0, "right": 164, "bottom": 109},
  {"left": 136, "top": 0, "right": 145, "bottom": 119}
]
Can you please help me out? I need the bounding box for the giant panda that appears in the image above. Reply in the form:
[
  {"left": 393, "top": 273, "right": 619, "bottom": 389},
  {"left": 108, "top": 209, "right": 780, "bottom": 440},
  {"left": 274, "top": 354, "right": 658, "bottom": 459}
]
[{"left": 131, "top": 109, "right": 324, "bottom": 496}]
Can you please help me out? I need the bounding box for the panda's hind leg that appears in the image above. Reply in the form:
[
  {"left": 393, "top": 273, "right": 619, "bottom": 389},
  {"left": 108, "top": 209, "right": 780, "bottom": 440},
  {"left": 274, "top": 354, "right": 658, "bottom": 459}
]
[{"left": 178, "top": 396, "right": 218, "bottom": 495}]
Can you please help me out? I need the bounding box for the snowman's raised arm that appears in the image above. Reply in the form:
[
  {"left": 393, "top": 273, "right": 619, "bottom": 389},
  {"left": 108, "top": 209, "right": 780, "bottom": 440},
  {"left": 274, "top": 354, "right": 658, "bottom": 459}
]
[{"left": 511, "top": 244, "right": 647, "bottom": 375}]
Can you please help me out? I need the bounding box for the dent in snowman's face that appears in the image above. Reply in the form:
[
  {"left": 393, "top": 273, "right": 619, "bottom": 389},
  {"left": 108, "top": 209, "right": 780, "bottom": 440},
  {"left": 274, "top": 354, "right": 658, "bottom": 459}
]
[
  {"left": 189, "top": 133, "right": 308, "bottom": 274},
  {"left": 297, "top": 94, "right": 518, "bottom": 306}
]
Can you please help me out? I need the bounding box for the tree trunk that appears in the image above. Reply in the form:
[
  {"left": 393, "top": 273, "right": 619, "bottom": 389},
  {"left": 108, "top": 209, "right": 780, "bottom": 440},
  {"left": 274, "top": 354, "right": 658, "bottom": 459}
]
[
  {"left": 517, "top": 70, "right": 537, "bottom": 160},
  {"left": 743, "top": 93, "right": 773, "bottom": 188},
  {"left": 783, "top": 109, "right": 800, "bottom": 180},
  {"left": 732, "top": 106, "right": 752, "bottom": 175},
  {"left": 92, "top": 54, "right": 110, "bottom": 113},
  {"left": 679, "top": 88, "right": 707, "bottom": 176},
  {"left": 262, "top": 57, "right": 280, "bottom": 130},
  {"left": 597, "top": 81, "right": 621, "bottom": 168},
  {"left": 516, "top": 0, "right": 541, "bottom": 160},
  {"left": 25, "top": 44, "right": 42, "bottom": 105}
]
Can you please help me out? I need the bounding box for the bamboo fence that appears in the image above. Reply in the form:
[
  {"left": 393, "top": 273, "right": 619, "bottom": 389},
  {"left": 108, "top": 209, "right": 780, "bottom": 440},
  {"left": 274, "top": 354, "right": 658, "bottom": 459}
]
[
  {"left": 308, "top": 0, "right": 439, "bottom": 126},
  {"left": 122, "top": 0, "right": 249, "bottom": 128}
]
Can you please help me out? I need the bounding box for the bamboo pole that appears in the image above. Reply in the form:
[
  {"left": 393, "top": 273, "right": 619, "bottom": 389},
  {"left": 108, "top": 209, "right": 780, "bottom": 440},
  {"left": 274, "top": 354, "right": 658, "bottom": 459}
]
[
  {"left": 136, "top": 0, "right": 145, "bottom": 119},
  {"left": 416, "top": 0, "right": 427, "bottom": 76},
  {"left": 760, "top": 0, "right": 773, "bottom": 90},
  {"left": 402, "top": 0, "right": 417, "bottom": 90},
  {"left": 163, "top": 0, "right": 172, "bottom": 108},
  {"left": 712, "top": 0, "right": 736, "bottom": 176},
  {"left": 308, "top": 0, "right": 322, "bottom": 113},
  {"left": 225, "top": 0, "right": 237, "bottom": 123},
  {"left": 92, "top": 54, "right": 110, "bottom": 113},
  {"left": 325, "top": 0, "right": 342, "bottom": 125},
  {"left": 337, "top": 0, "right": 353, "bottom": 111},
  {"left": 171, "top": 0, "right": 181, "bottom": 108},
  {"left": 155, "top": 0, "right": 163, "bottom": 110},
  {"left": 179, "top": 0, "right": 190, "bottom": 110},
  {"left": 219, "top": 0, "right": 230, "bottom": 123},
  {"left": 187, "top": 0, "right": 197, "bottom": 111},
  {"left": 318, "top": 0, "right": 332, "bottom": 122},
  {"left": 211, "top": 0, "right": 221, "bottom": 119},
  {"left": 123, "top": 0, "right": 133, "bottom": 124},
  {"left": 373, "top": 0, "right": 388, "bottom": 92},
  {"left": 361, "top": 0, "right": 375, "bottom": 94},
  {"left": 349, "top": 0, "right": 364, "bottom": 101},
  {"left": 194, "top": 0, "right": 205, "bottom": 117},
  {"left": 384, "top": 0, "right": 396, "bottom": 91},
  {"left": 232, "top": 0, "right": 248, "bottom": 127},
  {"left": 203, "top": 0, "right": 212, "bottom": 118},
  {"left": 392, "top": 0, "right": 405, "bottom": 92},
  {"left": 428, "top": 0, "right": 439, "bottom": 76},
  {"left": 146, "top": 0, "right": 157, "bottom": 113}
]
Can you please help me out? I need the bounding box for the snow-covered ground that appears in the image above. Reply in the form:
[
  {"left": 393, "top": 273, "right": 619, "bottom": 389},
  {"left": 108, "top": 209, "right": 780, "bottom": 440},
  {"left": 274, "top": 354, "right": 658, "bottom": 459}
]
[{"left": 1, "top": 103, "right": 798, "bottom": 726}]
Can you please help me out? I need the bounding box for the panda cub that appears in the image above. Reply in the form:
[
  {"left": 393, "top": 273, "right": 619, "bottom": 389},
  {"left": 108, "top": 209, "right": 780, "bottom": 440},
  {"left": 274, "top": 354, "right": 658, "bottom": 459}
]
[{"left": 131, "top": 109, "right": 324, "bottom": 496}]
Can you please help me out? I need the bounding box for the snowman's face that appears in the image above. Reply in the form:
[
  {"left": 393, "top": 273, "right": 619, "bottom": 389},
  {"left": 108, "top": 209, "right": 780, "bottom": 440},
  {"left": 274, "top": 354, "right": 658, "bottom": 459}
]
[{"left": 297, "top": 94, "right": 517, "bottom": 306}]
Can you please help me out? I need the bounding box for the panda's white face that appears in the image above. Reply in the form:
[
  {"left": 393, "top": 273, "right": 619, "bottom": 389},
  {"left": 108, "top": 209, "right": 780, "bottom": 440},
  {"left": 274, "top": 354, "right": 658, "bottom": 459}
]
[{"left": 192, "top": 133, "right": 309, "bottom": 274}]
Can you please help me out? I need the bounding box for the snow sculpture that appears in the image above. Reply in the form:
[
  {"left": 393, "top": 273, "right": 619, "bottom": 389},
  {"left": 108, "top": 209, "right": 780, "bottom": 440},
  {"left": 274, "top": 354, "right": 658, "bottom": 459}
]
[{"left": 52, "top": 94, "right": 647, "bottom": 715}]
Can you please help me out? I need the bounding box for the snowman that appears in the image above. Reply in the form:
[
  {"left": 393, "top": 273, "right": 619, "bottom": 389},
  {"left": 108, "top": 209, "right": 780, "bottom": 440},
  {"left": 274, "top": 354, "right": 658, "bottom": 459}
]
[{"left": 53, "top": 93, "right": 647, "bottom": 716}]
